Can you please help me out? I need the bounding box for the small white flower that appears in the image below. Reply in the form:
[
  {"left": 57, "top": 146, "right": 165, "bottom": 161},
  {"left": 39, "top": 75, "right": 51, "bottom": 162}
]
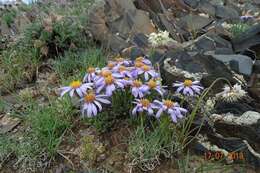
[
  {"left": 216, "top": 84, "right": 246, "bottom": 102},
  {"left": 205, "top": 98, "right": 216, "bottom": 112},
  {"left": 148, "top": 30, "right": 174, "bottom": 47}
]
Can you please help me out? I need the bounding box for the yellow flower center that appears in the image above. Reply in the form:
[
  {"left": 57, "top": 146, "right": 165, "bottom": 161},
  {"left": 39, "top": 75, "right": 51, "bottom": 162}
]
[
  {"left": 148, "top": 79, "right": 157, "bottom": 89},
  {"left": 135, "top": 61, "right": 144, "bottom": 68},
  {"left": 116, "top": 57, "right": 124, "bottom": 62},
  {"left": 184, "top": 80, "right": 193, "bottom": 87},
  {"left": 105, "top": 76, "right": 114, "bottom": 85},
  {"left": 136, "top": 56, "right": 144, "bottom": 62},
  {"left": 140, "top": 99, "right": 150, "bottom": 108},
  {"left": 119, "top": 66, "right": 127, "bottom": 72},
  {"left": 87, "top": 67, "right": 95, "bottom": 73},
  {"left": 163, "top": 100, "right": 174, "bottom": 108},
  {"left": 70, "top": 80, "right": 81, "bottom": 89},
  {"left": 84, "top": 93, "right": 96, "bottom": 103},
  {"left": 107, "top": 62, "right": 115, "bottom": 69},
  {"left": 142, "top": 65, "right": 150, "bottom": 71},
  {"left": 124, "top": 77, "right": 129, "bottom": 81},
  {"left": 101, "top": 70, "right": 112, "bottom": 77},
  {"left": 133, "top": 80, "right": 142, "bottom": 87}
]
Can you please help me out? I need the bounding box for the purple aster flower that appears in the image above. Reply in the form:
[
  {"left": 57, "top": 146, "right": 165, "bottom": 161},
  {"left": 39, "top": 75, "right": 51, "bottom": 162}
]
[
  {"left": 136, "top": 65, "right": 158, "bottom": 81},
  {"left": 115, "top": 57, "right": 132, "bottom": 66},
  {"left": 135, "top": 56, "right": 152, "bottom": 66},
  {"left": 96, "top": 75, "right": 124, "bottom": 96},
  {"left": 83, "top": 67, "right": 99, "bottom": 83},
  {"left": 95, "top": 70, "right": 113, "bottom": 85},
  {"left": 112, "top": 65, "right": 133, "bottom": 78},
  {"left": 132, "top": 98, "right": 156, "bottom": 116},
  {"left": 153, "top": 100, "right": 187, "bottom": 123},
  {"left": 130, "top": 80, "right": 149, "bottom": 98},
  {"left": 147, "top": 79, "right": 166, "bottom": 96},
  {"left": 103, "top": 61, "right": 117, "bottom": 71},
  {"left": 173, "top": 80, "right": 204, "bottom": 96},
  {"left": 240, "top": 15, "right": 254, "bottom": 21},
  {"left": 82, "top": 92, "right": 111, "bottom": 117},
  {"left": 59, "top": 80, "right": 93, "bottom": 97},
  {"left": 118, "top": 77, "right": 132, "bottom": 87}
]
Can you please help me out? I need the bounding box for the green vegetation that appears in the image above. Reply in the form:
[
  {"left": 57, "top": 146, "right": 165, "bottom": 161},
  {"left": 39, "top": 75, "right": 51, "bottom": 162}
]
[
  {"left": 0, "top": 97, "right": 75, "bottom": 171},
  {"left": 1, "top": 9, "right": 17, "bottom": 27},
  {"left": 128, "top": 116, "right": 176, "bottom": 171},
  {"left": 230, "top": 22, "right": 250, "bottom": 38},
  {"left": 54, "top": 49, "right": 106, "bottom": 82}
]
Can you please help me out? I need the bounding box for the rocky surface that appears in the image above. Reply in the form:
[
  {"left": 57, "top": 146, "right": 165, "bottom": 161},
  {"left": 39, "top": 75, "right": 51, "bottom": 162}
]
[
  {"left": 1, "top": 0, "right": 260, "bottom": 172},
  {"left": 88, "top": 0, "right": 260, "bottom": 168}
]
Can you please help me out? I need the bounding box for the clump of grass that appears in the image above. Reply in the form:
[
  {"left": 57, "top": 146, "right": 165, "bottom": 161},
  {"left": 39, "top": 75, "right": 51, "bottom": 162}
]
[
  {"left": 0, "top": 97, "right": 76, "bottom": 171},
  {"left": 26, "top": 100, "right": 72, "bottom": 157},
  {"left": 1, "top": 9, "right": 17, "bottom": 27},
  {"left": 80, "top": 135, "right": 106, "bottom": 167},
  {"left": 54, "top": 49, "right": 106, "bottom": 82},
  {"left": 23, "top": 14, "right": 89, "bottom": 58},
  {"left": 0, "top": 135, "right": 16, "bottom": 167},
  {"left": 84, "top": 89, "right": 133, "bottom": 133},
  {"left": 0, "top": 44, "right": 40, "bottom": 93},
  {"left": 229, "top": 22, "right": 250, "bottom": 38},
  {"left": 128, "top": 116, "right": 176, "bottom": 171}
]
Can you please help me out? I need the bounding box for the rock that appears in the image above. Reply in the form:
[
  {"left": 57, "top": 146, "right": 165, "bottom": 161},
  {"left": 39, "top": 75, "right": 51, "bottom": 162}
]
[
  {"left": 254, "top": 60, "right": 260, "bottom": 73},
  {"left": 0, "top": 115, "right": 21, "bottom": 134},
  {"left": 183, "top": 0, "right": 199, "bottom": 9},
  {"left": 133, "top": 0, "right": 176, "bottom": 13},
  {"left": 210, "top": 0, "right": 224, "bottom": 6},
  {"left": 161, "top": 50, "right": 235, "bottom": 88},
  {"left": 177, "top": 14, "right": 213, "bottom": 32},
  {"left": 211, "top": 111, "right": 260, "bottom": 125},
  {"left": 212, "top": 54, "right": 254, "bottom": 76},
  {"left": 187, "top": 33, "right": 233, "bottom": 54},
  {"left": 121, "top": 46, "right": 144, "bottom": 60},
  {"left": 248, "top": 74, "right": 260, "bottom": 102},
  {"left": 253, "top": 0, "right": 260, "bottom": 5},
  {"left": 214, "top": 100, "right": 256, "bottom": 115},
  {"left": 88, "top": 0, "right": 156, "bottom": 52},
  {"left": 232, "top": 24, "right": 260, "bottom": 55},
  {"left": 198, "top": 0, "right": 216, "bottom": 17},
  {"left": 215, "top": 5, "right": 239, "bottom": 20}
]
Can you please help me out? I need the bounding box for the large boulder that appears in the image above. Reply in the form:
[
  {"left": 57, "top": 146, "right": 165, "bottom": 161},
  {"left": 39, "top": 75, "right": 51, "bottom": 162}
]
[
  {"left": 212, "top": 54, "right": 254, "bottom": 76},
  {"left": 88, "top": 0, "right": 156, "bottom": 52},
  {"left": 232, "top": 24, "right": 260, "bottom": 58},
  {"left": 160, "top": 50, "right": 236, "bottom": 89}
]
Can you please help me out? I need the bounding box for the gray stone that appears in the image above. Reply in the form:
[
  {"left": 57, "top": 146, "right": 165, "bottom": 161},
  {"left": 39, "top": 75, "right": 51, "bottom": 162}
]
[
  {"left": 88, "top": 0, "right": 156, "bottom": 52},
  {"left": 232, "top": 24, "right": 260, "bottom": 56},
  {"left": 183, "top": 0, "right": 199, "bottom": 8},
  {"left": 186, "top": 34, "right": 233, "bottom": 54},
  {"left": 212, "top": 54, "right": 254, "bottom": 76},
  {"left": 254, "top": 60, "right": 260, "bottom": 73},
  {"left": 215, "top": 5, "right": 239, "bottom": 20},
  {"left": 178, "top": 14, "right": 213, "bottom": 32},
  {"left": 161, "top": 50, "right": 236, "bottom": 89},
  {"left": 253, "top": 0, "right": 260, "bottom": 5},
  {"left": 0, "top": 115, "right": 21, "bottom": 134},
  {"left": 198, "top": 0, "right": 216, "bottom": 17}
]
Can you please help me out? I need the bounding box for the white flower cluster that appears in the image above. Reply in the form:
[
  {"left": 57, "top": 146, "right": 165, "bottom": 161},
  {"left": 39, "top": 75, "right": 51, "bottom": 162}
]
[
  {"left": 148, "top": 30, "right": 173, "bottom": 47},
  {"left": 216, "top": 84, "right": 246, "bottom": 102}
]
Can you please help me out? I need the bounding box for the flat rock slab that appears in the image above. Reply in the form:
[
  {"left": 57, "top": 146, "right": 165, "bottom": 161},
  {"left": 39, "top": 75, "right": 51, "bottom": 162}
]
[{"left": 0, "top": 115, "right": 21, "bottom": 134}]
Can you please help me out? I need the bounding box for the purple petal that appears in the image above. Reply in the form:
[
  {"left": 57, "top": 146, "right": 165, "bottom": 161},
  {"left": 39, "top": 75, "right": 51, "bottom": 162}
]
[
  {"left": 94, "top": 100, "right": 102, "bottom": 112},
  {"left": 91, "top": 103, "right": 98, "bottom": 116},
  {"left": 96, "top": 98, "right": 111, "bottom": 104},
  {"left": 156, "top": 108, "right": 163, "bottom": 118},
  {"left": 87, "top": 103, "right": 93, "bottom": 117},
  {"left": 148, "top": 108, "right": 154, "bottom": 115},
  {"left": 60, "top": 87, "right": 71, "bottom": 97},
  {"left": 69, "top": 89, "right": 75, "bottom": 97}
]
